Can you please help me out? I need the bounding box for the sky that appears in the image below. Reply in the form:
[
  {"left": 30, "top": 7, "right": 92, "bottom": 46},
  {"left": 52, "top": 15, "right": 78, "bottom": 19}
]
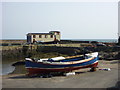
[{"left": 1, "top": 0, "right": 118, "bottom": 39}]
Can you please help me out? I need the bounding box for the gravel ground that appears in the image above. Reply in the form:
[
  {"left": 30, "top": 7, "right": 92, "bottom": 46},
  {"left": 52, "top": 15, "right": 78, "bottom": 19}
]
[{"left": 1, "top": 60, "right": 119, "bottom": 88}]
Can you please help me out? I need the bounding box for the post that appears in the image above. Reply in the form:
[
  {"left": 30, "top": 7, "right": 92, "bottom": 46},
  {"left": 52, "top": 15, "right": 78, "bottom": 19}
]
[{"left": 118, "top": 36, "right": 120, "bottom": 45}]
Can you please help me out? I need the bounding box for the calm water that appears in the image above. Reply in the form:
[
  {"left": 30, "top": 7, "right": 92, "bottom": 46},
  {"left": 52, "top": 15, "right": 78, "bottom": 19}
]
[{"left": 1, "top": 60, "right": 15, "bottom": 75}]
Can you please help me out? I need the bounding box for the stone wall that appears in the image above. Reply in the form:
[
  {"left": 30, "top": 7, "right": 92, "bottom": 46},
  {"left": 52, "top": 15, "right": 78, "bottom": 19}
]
[{"left": 2, "top": 44, "right": 120, "bottom": 61}]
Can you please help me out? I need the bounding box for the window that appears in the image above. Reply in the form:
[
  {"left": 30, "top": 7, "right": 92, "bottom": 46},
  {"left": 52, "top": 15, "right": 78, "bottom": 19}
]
[
  {"left": 33, "top": 35, "right": 36, "bottom": 38},
  {"left": 45, "top": 35, "right": 47, "bottom": 38},
  {"left": 39, "top": 35, "right": 41, "bottom": 38},
  {"left": 51, "top": 35, "right": 53, "bottom": 38}
]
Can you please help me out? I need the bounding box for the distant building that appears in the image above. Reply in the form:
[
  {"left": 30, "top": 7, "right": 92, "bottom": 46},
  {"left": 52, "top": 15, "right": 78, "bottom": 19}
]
[{"left": 27, "top": 31, "right": 60, "bottom": 44}]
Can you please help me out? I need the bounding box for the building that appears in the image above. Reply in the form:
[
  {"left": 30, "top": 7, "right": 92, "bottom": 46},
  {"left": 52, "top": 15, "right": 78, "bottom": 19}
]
[{"left": 27, "top": 31, "right": 60, "bottom": 44}]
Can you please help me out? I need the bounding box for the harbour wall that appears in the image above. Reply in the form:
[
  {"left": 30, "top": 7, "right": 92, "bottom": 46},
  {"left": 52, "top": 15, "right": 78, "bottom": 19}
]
[
  {"left": 0, "top": 39, "right": 117, "bottom": 46},
  {"left": 2, "top": 44, "right": 120, "bottom": 61}
]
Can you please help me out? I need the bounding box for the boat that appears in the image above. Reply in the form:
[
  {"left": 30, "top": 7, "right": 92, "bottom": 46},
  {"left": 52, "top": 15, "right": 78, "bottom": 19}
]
[{"left": 25, "top": 52, "right": 99, "bottom": 76}]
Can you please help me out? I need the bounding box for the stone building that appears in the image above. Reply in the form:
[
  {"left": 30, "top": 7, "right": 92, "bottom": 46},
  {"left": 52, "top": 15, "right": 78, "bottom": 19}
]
[{"left": 27, "top": 31, "right": 60, "bottom": 44}]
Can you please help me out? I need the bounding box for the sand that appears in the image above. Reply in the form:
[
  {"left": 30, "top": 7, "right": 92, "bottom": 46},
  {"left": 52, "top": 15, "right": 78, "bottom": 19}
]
[{"left": 1, "top": 60, "right": 119, "bottom": 88}]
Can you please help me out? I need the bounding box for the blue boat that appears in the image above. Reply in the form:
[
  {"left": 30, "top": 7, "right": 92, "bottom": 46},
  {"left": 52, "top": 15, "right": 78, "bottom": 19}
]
[{"left": 25, "top": 52, "right": 99, "bottom": 76}]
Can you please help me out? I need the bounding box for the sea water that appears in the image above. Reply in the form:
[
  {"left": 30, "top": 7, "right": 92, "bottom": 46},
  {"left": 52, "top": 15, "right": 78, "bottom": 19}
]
[{"left": 63, "top": 39, "right": 118, "bottom": 43}]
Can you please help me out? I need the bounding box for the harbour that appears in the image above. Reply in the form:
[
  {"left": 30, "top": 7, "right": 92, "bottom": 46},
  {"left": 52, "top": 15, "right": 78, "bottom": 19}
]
[
  {"left": 1, "top": 40, "right": 120, "bottom": 76},
  {"left": 1, "top": 39, "right": 119, "bottom": 88},
  {"left": 2, "top": 60, "right": 119, "bottom": 88},
  {"left": 1, "top": 1, "right": 120, "bottom": 89}
]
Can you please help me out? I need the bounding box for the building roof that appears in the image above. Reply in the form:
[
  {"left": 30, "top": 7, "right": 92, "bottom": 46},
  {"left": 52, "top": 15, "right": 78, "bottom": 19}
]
[
  {"left": 27, "top": 31, "right": 60, "bottom": 36},
  {"left": 27, "top": 33, "right": 52, "bottom": 35},
  {"left": 49, "top": 31, "right": 60, "bottom": 33}
]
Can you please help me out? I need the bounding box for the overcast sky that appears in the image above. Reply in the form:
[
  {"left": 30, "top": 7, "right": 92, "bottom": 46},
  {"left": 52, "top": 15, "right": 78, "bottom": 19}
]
[{"left": 2, "top": 1, "right": 118, "bottom": 39}]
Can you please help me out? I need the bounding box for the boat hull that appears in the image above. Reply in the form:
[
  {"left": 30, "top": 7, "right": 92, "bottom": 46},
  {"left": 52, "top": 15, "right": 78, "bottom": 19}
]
[
  {"left": 25, "top": 52, "right": 99, "bottom": 76},
  {"left": 26, "top": 62, "right": 98, "bottom": 75}
]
